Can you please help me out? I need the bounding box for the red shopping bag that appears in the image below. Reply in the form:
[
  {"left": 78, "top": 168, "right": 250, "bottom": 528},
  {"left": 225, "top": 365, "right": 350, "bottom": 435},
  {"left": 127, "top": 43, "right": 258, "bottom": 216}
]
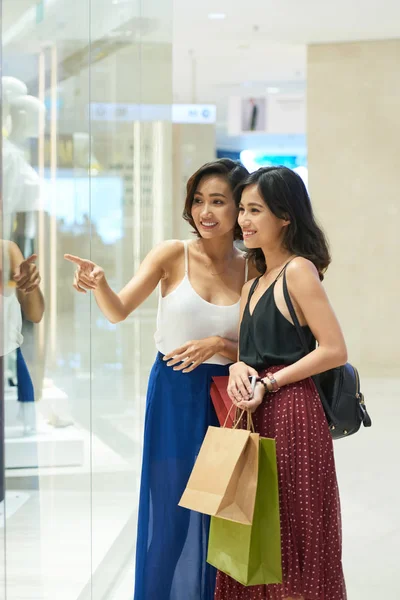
[{"left": 210, "top": 376, "right": 235, "bottom": 428}]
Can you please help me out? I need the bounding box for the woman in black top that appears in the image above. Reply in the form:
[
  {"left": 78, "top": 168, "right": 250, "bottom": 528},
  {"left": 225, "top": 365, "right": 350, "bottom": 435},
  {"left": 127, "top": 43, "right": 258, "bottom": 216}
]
[{"left": 215, "top": 167, "right": 347, "bottom": 600}]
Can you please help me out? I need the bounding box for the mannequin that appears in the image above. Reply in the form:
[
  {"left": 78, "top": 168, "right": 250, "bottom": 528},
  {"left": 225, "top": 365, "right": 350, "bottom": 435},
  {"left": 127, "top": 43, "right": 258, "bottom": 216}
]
[
  {"left": 2, "top": 94, "right": 44, "bottom": 241},
  {"left": 2, "top": 76, "right": 27, "bottom": 137},
  {"left": 8, "top": 95, "right": 46, "bottom": 257},
  {"left": 2, "top": 87, "right": 46, "bottom": 435},
  {"left": 8, "top": 93, "right": 73, "bottom": 430},
  {"left": 9, "top": 94, "right": 46, "bottom": 148},
  {"left": 1, "top": 79, "right": 27, "bottom": 494}
]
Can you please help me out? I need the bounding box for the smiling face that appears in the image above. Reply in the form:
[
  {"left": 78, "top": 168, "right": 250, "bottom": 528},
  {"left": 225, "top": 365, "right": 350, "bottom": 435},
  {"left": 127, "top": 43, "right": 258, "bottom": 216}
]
[
  {"left": 238, "top": 184, "right": 290, "bottom": 249},
  {"left": 190, "top": 175, "right": 238, "bottom": 239}
]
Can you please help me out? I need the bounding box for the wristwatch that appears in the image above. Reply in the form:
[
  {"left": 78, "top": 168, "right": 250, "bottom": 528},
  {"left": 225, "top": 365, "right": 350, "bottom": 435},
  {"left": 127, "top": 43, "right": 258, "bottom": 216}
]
[{"left": 266, "top": 372, "right": 280, "bottom": 392}]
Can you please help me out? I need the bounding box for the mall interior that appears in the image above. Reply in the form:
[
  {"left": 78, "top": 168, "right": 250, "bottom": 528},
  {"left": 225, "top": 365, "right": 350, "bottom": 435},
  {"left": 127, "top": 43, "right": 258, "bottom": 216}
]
[{"left": 0, "top": 0, "right": 399, "bottom": 598}]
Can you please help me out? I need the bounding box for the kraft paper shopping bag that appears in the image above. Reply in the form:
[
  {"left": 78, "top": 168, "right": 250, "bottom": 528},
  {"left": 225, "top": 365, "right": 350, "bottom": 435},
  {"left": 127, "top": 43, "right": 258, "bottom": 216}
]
[
  {"left": 207, "top": 436, "right": 282, "bottom": 585},
  {"left": 179, "top": 417, "right": 259, "bottom": 525}
]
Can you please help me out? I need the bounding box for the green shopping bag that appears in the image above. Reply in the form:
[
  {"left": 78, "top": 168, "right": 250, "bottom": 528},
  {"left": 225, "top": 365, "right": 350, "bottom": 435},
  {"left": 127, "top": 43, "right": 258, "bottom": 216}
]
[{"left": 207, "top": 436, "right": 282, "bottom": 586}]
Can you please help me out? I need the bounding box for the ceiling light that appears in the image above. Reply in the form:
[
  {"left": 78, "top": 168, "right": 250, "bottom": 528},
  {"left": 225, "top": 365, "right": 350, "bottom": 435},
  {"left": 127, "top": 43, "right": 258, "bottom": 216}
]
[
  {"left": 267, "top": 87, "right": 280, "bottom": 94},
  {"left": 208, "top": 13, "right": 226, "bottom": 20}
]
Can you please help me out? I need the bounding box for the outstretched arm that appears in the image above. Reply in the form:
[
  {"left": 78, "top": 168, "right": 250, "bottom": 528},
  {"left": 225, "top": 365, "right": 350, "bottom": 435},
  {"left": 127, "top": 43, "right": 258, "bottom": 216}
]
[{"left": 65, "top": 240, "right": 182, "bottom": 324}]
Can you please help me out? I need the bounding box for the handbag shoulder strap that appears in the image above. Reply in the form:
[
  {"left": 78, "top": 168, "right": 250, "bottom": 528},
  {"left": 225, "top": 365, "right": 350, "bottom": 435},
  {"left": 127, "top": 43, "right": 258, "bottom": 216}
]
[
  {"left": 282, "top": 267, "right": 310, "bottom": 354},
  {"left": 283, "top": 265, "right": 338, "bottom": 425}
]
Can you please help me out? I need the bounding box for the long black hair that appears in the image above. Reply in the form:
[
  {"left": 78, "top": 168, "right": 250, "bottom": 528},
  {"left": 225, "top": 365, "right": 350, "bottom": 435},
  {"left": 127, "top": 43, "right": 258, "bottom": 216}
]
[
  {"left": 236, "top": 166, "right": 331, "bottom": 278},
  {"left": 183, "top": 158, "right": 249, "bottom": 240}
]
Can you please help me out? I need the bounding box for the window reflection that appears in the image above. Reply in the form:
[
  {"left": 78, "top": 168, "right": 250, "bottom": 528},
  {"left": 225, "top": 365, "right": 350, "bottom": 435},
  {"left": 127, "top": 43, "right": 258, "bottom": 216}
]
[{"left": 1, "top": 0, "right": 173, "bottom": 597}]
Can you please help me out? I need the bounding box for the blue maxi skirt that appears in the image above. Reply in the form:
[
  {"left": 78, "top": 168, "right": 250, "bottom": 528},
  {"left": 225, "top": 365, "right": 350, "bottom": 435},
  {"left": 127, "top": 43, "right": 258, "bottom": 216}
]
[{"left": 134, "top": 352, "right": 230, "bottom": 600}]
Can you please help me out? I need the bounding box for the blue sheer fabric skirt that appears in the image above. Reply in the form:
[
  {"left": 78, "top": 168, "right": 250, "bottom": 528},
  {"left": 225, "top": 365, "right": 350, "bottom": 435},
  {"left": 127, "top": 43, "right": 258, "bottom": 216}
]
[{"left": 134, "top": 352, "right": 230, "bottom": 600}]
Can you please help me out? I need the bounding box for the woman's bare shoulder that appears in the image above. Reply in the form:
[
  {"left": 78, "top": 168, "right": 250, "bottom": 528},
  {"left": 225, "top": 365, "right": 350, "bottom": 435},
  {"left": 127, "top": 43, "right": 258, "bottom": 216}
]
[{"left": 146, "top": 239, "right": 186, "bottom": 264}]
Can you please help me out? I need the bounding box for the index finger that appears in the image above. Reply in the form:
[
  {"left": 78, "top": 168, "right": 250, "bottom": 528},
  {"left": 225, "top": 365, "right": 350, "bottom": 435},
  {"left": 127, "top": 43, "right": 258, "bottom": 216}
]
[
  {"left": 64, "top": 254, "right": 86, "bottom": 267},
  {"left": 23, "top": 254, "right": 38, "bottom": 264}
]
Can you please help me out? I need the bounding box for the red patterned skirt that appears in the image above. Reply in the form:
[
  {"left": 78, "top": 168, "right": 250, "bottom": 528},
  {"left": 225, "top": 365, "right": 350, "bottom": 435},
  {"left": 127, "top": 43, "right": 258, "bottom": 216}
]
[{"left": 214, "top": 367, "right": 347, "bottom": 600}]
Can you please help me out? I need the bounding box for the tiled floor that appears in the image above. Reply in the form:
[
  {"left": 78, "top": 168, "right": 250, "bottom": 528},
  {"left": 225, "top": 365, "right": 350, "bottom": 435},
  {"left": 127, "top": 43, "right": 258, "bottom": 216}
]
[
  {"left": 334, "top": 378, "right": 399, "bottom": 599},
  {"left": 0, "top": 377, "right": 397, "bottom": 599},
  {"left": 1, "top": 487, "right": 137, "bottom": 600},
  {"left": 111, "top": 563, "right": 135, "bottom": 600}
]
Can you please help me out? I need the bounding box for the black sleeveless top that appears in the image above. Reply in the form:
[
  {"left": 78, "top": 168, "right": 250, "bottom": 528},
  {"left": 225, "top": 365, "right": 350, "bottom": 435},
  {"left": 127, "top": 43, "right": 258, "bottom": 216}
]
[{"left": 239, "top": 266, "right": 315, "bottom": 371}]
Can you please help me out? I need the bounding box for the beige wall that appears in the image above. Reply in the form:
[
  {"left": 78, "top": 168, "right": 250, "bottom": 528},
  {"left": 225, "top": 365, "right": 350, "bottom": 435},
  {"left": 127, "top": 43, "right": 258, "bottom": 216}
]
[{"left": 307, "top": 40, "right": 400, "bottom": 377}]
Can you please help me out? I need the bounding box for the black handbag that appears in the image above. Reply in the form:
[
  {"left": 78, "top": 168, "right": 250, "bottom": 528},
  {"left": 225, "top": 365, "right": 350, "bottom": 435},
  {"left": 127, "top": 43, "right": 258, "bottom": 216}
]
[{"left": 283, "top": 270, "right": 372, "bottom": 440}]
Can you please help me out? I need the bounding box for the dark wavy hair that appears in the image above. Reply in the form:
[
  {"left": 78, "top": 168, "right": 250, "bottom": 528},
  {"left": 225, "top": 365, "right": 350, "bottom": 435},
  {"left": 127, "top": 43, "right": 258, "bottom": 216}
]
[
  {"left": 236, "top": 166, "right": 331, "bottom": 279},
  {"left": 183, "top": 158, "right": 249, "bottom": 240}
]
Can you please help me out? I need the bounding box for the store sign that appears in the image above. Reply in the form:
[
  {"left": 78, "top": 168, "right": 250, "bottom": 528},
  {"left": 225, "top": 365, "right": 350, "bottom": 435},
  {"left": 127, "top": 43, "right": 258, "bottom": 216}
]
[
  {"left": 89, "top": 103, "right": 216, "bottom": 124},
  {"left": 172, "top": 104, "right": 216, "bottom": 124}
]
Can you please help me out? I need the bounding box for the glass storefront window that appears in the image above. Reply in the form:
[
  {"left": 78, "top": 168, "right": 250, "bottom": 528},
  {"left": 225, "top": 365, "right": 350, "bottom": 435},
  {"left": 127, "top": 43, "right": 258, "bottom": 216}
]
[{"left": 1, "top": 0, "right": 172, "bottom": 597}]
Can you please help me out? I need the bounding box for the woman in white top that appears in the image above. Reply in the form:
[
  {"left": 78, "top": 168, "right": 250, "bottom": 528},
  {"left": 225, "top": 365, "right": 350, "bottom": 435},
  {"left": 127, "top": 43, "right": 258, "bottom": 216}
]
[{"left": 65, "top": 159, "right": 257, "bottom": 600}]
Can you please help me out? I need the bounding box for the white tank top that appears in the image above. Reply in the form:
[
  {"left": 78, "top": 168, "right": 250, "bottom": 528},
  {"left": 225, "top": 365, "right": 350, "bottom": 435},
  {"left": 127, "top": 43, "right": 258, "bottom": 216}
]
[{"left": 154, "top": 241, "right": 248, "bottom": 366}]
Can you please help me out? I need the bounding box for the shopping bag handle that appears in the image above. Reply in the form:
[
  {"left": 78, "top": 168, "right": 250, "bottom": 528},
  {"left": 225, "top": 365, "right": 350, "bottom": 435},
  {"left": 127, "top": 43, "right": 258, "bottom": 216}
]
[{"left": 223, "top": 404, "right": 255, "bottom": 432}]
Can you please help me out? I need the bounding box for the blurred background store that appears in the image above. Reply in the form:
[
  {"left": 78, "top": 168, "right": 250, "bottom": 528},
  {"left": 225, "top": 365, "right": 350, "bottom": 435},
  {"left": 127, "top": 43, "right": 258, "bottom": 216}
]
[{"left": 0, "top": 1, "right": 399, "bottom": 598}]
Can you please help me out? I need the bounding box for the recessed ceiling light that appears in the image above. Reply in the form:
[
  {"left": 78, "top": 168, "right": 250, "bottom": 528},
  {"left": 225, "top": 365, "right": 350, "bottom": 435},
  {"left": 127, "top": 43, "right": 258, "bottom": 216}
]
[
  {"left": 267, "top": 87, "right": 280, "bottom": 94},
  {"left": 208, "top": 13, "right": 226, "bottom": 20}
]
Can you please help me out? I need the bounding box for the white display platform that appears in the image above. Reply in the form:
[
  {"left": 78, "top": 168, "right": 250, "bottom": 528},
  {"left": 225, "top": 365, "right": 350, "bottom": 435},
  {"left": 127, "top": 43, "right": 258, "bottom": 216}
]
[
  {"left": 4, "top": 385, "right": 73, "bottom": 431},
  {"left": 4, "top": 387, "right": 33, "bottom": 430},
  {"left": 0, "top": 491, "right": 31, "bottom": 527},
  {"left": 4, "top": 386, "right": 85, "bottom": 469},
  {"left": 5, "top": 423, "right": 85, "bottom": 469}
]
